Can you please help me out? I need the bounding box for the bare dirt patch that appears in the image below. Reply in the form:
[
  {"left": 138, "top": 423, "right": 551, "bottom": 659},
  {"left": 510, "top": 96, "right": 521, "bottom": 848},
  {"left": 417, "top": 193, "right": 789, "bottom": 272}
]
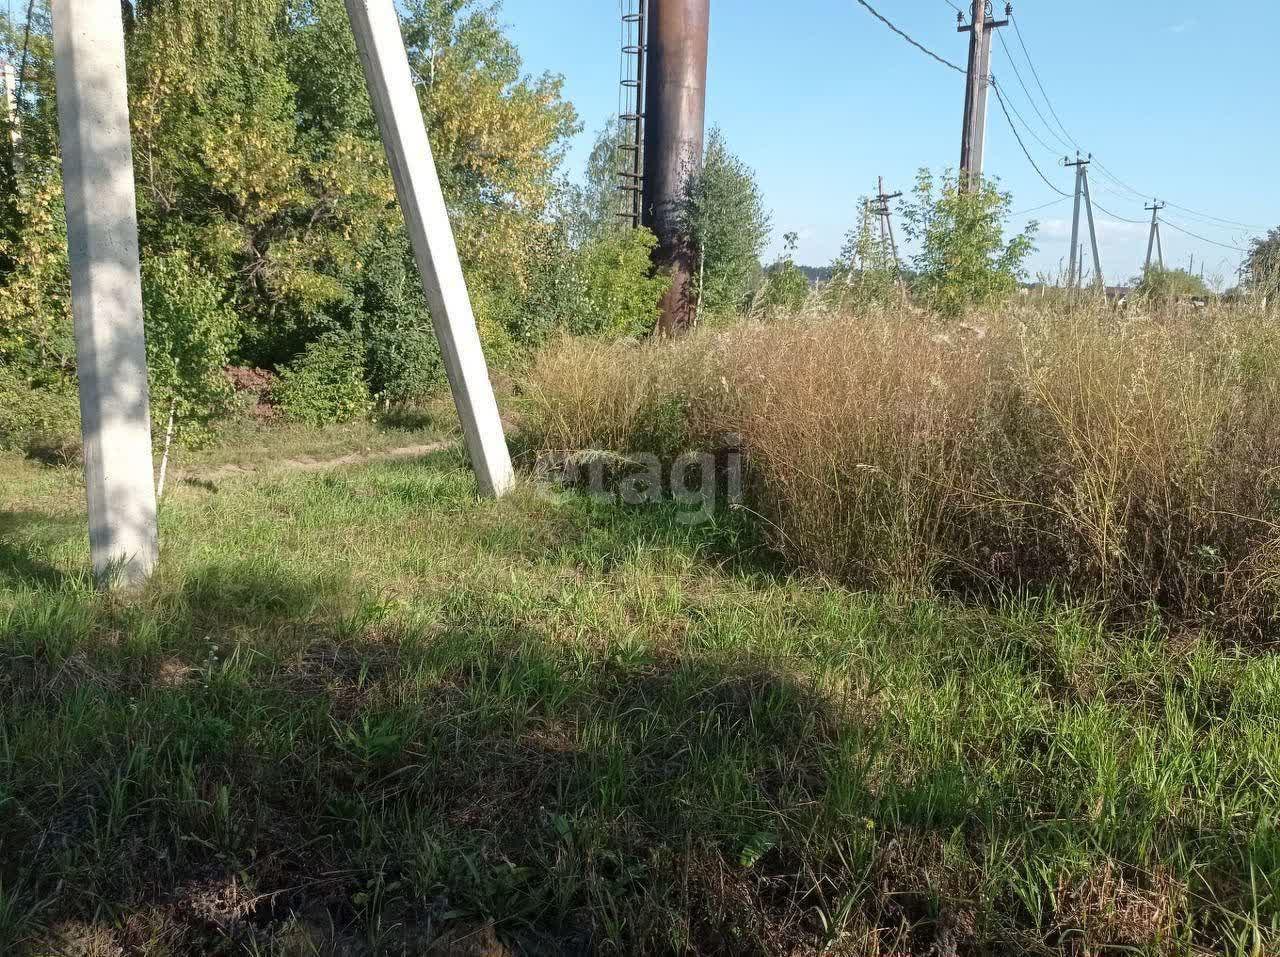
[{"left": 176, "top": 442, "right": 452, "bottom": 488}]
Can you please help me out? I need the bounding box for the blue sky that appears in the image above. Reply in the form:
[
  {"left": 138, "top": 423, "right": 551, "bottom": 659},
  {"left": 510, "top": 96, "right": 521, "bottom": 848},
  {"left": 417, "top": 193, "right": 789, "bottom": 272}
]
[{"left": 497, "top": 0, "right": 1276, "bottom": 285}]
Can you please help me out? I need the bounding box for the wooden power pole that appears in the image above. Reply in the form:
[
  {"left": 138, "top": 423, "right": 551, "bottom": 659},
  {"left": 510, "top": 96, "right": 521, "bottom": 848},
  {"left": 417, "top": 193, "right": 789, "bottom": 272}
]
[{"left": 958, "top": 1, "right": 1009, "bottom": 189}]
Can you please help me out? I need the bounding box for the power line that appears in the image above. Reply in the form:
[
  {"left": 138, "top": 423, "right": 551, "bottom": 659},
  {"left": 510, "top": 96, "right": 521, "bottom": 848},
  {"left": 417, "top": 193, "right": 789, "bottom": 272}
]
[
  {"left": 1162, "top": 202, "right": 1263, "bottom": 232},
  {"left": 990, "top": 79, "right": 1071, "bottom": 198},
  {"left": 1089, "top": 199, "right": 1145, "bottom": 225},
  {"left": 1162, "top": 218, "right": 1249, "bottom": 253},
  {"left": 993, "top": 29, "right": 1073, "bottom": 154},
  {"left": 1090, "top": 167, "right": 1252, "bottom": 232},
  {"left": 990, "top": 67, "right": 1064, "bottom": 158},
  {"left": 852, "top": 0, "right": 965, "bottom": 74},
  {"left": 860, "top": 1, "right": 1261, "bottom": 246},
  {"left": 1008, "top": 13, "right": 1079, "bottom": 151},
  {"left": 1012, "top": 196, "right": 1071, "bottom": 217},
  {"left": 1007, "top": 10, "right": 1264, "bottom": 236}
]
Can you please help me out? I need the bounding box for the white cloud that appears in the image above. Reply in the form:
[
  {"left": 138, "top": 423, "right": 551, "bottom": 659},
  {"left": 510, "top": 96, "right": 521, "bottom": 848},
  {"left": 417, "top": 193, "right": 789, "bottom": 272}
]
[{"left": 1168, "top": 18, "right": 1196, "bottom": 33}]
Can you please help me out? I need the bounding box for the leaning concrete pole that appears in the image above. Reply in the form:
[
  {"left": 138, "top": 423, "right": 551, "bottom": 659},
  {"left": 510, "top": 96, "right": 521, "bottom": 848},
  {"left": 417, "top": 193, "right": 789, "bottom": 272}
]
[
  {"left": 642, "top": 0, "right": 710, "bottom": 336},
  {"left": 52, "top": 0, "right": 159, "bottom": 587},
  {"left": 343, "top": 0, "right": 514, "bottom": 497}
]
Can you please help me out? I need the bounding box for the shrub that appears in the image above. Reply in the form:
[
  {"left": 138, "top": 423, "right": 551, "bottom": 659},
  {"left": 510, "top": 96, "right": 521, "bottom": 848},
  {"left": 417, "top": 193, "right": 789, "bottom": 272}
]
[
  {"left": 573, "top": 228, "right": 671, "bottom": 338},
  {"left": 519, "top": 301, "right": 1280, "bottom": 638},
  {"left": 901, "top": 169, "right": 1034, "bottom": 317},
  {"left": 345, "top": 229, "right": 445, "bottom": 403},
  {"left": 0, "top": 366, "right": 81, "bottom": 462},
  {"left": 678, "top": 128, "right": 771, "bottom": 316},
  {"left": 756, "top": 234, "right": 811, "bottom": 313},
  {"left": 1132, "top": 266, "right": 1212, "bottom": 302},
  {"left": 827, "top": 203, "right": 905, "bottom": 310},
  {"left": 274, "top": 332, "right": 373, "bottom": 426},
  {"left": 1243, "top": 227, "right": 1280, "bottom": 302},
  {"left": 142, "top": 251, "right": 238, "bottom": 444}
]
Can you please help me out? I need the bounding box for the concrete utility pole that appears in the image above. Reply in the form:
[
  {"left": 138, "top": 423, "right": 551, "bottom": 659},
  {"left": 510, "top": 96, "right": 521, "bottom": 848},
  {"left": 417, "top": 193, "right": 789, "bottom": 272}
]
[
  {"left": 344, "top": 0, "right": 513, "bottom": 497},
  {"left": 52, "top": 0, "right": 159, "bottom": 587},
  {"left": 873, "top": 177, "right": 905, "bottom": 287},
  {"left": 1144, "top": 200, "right": 1166, "bottom": 273},
  {"left": 642, "top": 0, "right": 710, "bottom": 335},
  {"left": 958, "top": 1, "right": 1009, "bottom": 190},
  {"left": 1064, "top": 154, "right": 1103, "bottom": 290}
]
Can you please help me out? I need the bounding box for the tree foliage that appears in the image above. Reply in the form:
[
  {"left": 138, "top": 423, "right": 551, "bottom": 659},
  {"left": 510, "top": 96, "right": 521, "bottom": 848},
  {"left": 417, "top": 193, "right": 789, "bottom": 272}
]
[
  {"left": 678, "top": 128, "right": 771, "bottom": 316},
  {"left": 758, "top": 231, "right": 811, "bottom": 313},
  {"left": 142, "top": 252, "right": 238, "bottom": 443},
  {"left": 1244, "top": 228, "right": 1280, "bottom": 300},
  {"left": 901, "top": 169, "right": 1034, "bottom": 317},
  {"left": 1132, "top": 266, "right": 1212, "bottom": 303},
  {"left": 560, "top": 119, "right": 626, "bottom": 247},
  {"left": 0, "top": 0, "right": 580, "bottom": 430}
]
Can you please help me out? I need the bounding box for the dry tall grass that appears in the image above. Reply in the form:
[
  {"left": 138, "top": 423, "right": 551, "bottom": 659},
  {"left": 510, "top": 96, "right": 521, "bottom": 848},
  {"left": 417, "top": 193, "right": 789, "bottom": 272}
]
[{"left": 519, "top": 300, "right": 1280, "bottom": 637}]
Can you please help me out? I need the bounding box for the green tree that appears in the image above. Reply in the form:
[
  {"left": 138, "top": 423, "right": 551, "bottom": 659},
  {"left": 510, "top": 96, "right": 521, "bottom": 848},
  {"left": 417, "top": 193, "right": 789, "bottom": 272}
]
[
  {"left": 561, "top": 119, "right": 626, "bottom": 247},
  {"left": 1132, "top": 267, "right": 1212, "bottom": 302},
  {"left": 758, "top": 231, "right": 811, "bottom": 313},
  {"left": 1243, "top": 228, "right": 1280, "bottom": 302},
  {"left": 142, "top": 252, "right": 238, "bottom": 444},
  {"left": 829, "top": 200, "right": 903, "bottom": 309},
  {"left": 901, "top": 169, "right": 1034, "bottom": 317},
  {"left": 0, "top": 0, "right": 581, "bottom": 421},
  {"left": 678, "top": 128, "right": 771, "bottom": 316}
]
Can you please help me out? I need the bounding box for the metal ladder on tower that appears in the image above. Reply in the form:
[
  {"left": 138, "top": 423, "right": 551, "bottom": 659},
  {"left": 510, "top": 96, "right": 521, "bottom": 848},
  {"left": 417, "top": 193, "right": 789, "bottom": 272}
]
[{"left": 616, "top": 0, "right": 647, "bottom": 229}]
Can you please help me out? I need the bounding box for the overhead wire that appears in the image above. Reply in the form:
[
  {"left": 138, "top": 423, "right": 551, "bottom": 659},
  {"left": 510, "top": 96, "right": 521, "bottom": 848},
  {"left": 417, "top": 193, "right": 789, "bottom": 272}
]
[
  {"left": 993, "top": 29, "right": 1074, "bottom": 154},
  {"left": 852, "top": 0, "right": 965, "bottom": 74},
  {"left": 1011, "top": 196, "right": 1071, "bottom": 218},
  {"left": 990, "top": 79, "right": 1071, "bottom": 198},
  {"left": 1008, "top": 12, "right": 1080, "bottom": 151},
  {"left": 855, "top": 0, "right": 1260, "bottom": 247},
  {"left": 1088, "top": 198, "right": 1145, "bottom": 225},
  {"left": 1162, "top": 219, "right": 1249, "bottom": 253},
  {"left": 1007, "top": 10, "right": 1262, "bottom": 237},
  {"left": 1162, "top": 202, "right": 1263, "bottom": 232},
  {"left": 989, "top": 70, "right": 1064, "bottom": 158}
]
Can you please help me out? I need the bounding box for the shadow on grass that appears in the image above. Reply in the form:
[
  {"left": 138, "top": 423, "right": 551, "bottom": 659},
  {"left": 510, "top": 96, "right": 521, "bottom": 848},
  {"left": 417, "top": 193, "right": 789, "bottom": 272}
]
[
  {"left": 0, "top": 510, "right": 81, "bottom": 586},
  {"left": 0, "top": 534, "right": 1256, "bottom": 954},
  {"left": 0, "top": 553, "right": 916, "bottom": 956}
]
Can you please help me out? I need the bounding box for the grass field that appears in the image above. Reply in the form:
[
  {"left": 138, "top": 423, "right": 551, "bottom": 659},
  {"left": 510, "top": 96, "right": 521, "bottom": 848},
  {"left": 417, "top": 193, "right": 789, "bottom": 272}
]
[{"left": 2, "top": 422, "right": 1280, "bottom": 955}]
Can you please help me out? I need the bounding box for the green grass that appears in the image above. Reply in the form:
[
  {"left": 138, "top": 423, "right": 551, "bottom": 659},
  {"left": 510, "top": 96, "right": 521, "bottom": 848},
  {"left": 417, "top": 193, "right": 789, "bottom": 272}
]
[{"left": 1, "top": 438, "right": 1279, "bottom": 955}]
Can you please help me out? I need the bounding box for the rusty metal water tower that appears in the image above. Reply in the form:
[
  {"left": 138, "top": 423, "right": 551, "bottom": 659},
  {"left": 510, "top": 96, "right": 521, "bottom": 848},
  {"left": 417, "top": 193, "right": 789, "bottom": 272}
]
[{"left": 618, "top": 0, "right": 710, "bottom": 335}]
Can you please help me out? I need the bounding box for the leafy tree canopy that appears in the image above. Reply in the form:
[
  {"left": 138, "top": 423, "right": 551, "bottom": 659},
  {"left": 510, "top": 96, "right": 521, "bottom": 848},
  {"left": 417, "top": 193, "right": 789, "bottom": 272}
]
[
  {"left": 0, "top": 0, "right": 579, "bottom": 408},
  {"left": 1244, "top": 228, "right": 1280, "bottom": 298},
  {"left": 1131, "top": 267, "right": 1212, "bottom": 302},
  {"left": 678, "top": 128, "right": 771, "bottom": 317},
  {"left": 900, "top": 169, "right": 1034, "bottom": 318}
]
